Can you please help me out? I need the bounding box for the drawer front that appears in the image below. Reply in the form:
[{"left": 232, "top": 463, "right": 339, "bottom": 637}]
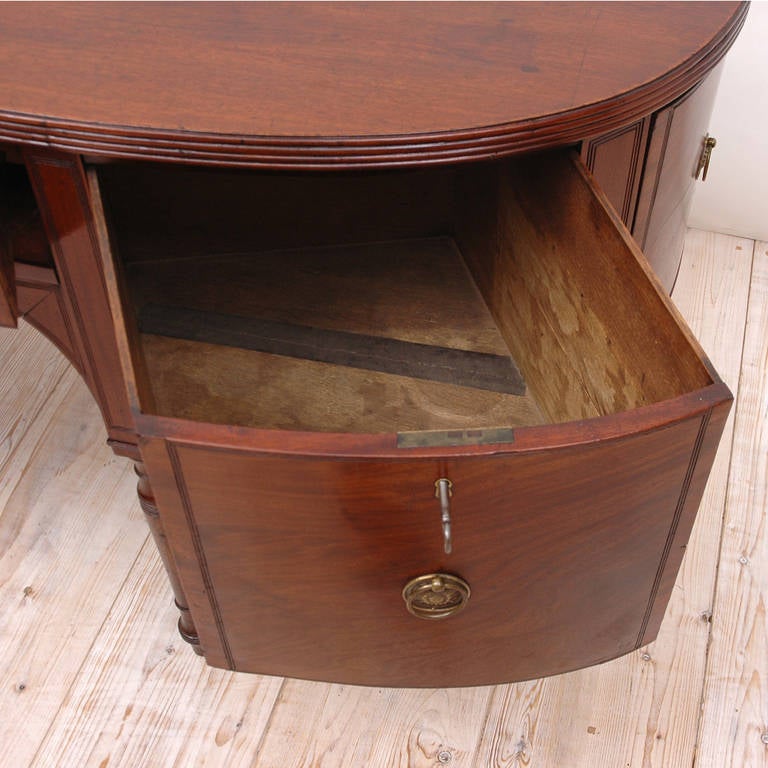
[{"left": 143, "top": 403, "right": 725, "bottom": 687}]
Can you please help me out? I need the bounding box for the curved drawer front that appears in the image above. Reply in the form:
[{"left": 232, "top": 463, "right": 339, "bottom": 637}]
[{"left": 142, "top": 401, "right": 727, "bottom": 687}]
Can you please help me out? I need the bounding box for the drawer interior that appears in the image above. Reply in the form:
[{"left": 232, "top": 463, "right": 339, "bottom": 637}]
[{"left": 94, "top": 150, "right": 713, "bottom": 434}]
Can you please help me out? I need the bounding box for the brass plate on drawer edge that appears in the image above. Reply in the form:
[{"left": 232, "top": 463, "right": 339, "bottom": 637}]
[
  {"left": 397, "top": 427, "right": 515, "bottom": 449},
  {"left": 402, "top": 573, "right": 471, "bottom": 619}
]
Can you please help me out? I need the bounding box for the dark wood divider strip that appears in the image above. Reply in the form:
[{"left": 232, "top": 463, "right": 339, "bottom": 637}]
[{"left": 139, "top": 304, "right": 526, "bottom": 396}]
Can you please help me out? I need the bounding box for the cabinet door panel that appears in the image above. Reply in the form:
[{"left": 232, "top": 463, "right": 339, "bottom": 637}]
[
  {"left": 634, "top": 66, "right": 723, "bottom": 291},
  {"left": 581, "top": 117, "right": 650, "bottom": 228}
]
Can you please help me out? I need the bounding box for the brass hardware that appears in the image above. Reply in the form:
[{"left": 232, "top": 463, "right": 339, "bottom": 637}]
[
  {"left": 402, "top": 573, "right": 471, "bottom": 619},
  {"left": 435, "top": 478, "right": 453, "bottom": 554},
  {"left": 397, "top": 427, "right": 516, "bottom": 448},
  {"left": 695, "top": 134, "right": 717, "bottom": 181}
]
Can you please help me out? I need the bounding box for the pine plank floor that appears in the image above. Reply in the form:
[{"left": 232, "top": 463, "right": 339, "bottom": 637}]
[{"left": 0, "top": 229, "right": 765, "bottom": 768}]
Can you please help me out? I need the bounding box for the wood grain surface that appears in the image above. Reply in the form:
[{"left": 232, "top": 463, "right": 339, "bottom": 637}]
[
  {"left": 127, "top": 236, "right": 539, "bottom": 433},
  {"left": 696, "top": 240, "right": 768, "bottom": 768},
  {"left": 141, "top": 334, "right": 543, "bottom": 434},
  {"left": 0, "top": 2, "right": 746, "bottom": 167},
  {"left": 29, "top": 540, "right": 284, "bottom": 768},
  {"left": 634, "top": 68, "right": 725, "bottom": 291},
  {"left": 139, "top": 305, "right": 526, "bottom": 394},
  {"left": 459, "top": 152, "right": 716, "bottom": 423},
  {"left": 24, "top": 150, "right": 137, "bottom": 446},
  {"left": 580, "top": 116, "right": 650, "bottom": 227},
  {"left": 141, "top": 403, "right": 720, "bottom": 686},
  {"left": 0, "top": 329, "right": 144, "bottom": 767}
]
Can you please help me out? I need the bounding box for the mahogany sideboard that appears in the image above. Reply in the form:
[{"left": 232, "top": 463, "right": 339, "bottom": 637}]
[{"left": 0, "top": 2, "right": 748, "bottom": 687}]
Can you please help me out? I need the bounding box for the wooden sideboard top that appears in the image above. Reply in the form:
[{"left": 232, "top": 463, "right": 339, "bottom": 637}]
[{"left": 0, "top": 1, "right": 747, "bottom": 168}]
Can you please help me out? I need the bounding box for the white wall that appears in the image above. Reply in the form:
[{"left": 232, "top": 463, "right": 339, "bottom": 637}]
[{"left": 688, "top": 2, "right": 768, "bottom": 240}]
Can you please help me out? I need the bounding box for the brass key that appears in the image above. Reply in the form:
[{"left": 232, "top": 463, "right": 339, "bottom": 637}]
[{"left": 435, "top": 478, "right": 453, "bottom": 554}]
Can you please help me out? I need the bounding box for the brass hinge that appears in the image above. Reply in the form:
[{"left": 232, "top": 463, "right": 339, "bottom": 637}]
[{"left": 695, "top": 134, "right": 717, "bottom": 181}]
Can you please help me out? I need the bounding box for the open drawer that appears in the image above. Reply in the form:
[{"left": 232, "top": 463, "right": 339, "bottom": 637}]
[{"left": 91, "top": 149, "right": 731, "bottom": 686}]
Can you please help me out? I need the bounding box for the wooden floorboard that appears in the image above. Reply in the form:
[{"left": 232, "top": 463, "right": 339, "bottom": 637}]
[
  {"left": 0, "top": 229, "right": 764, "bottom": 767},
  {"left": 0, "top": 322, "right": 70, "bottom": 474},
  {"left": 255, "top": 683, "right": 496, "bottom": 768},
  {"left": 0, "top": 331, "right": 147, "bottom": 768},
  {"left": 30, "top": 539, "right": 284, "bottom": 768},
  {"left": 696, "top": 240, "right": 768, "bottom": 768}
]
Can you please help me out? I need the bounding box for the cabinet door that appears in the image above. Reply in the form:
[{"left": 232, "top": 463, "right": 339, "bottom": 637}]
[
  {"left": 581, "top": 117, "right": 650, "bottom": 229},
  {"left": 633, "top": 66, "right": 723, "bottom": 291}
]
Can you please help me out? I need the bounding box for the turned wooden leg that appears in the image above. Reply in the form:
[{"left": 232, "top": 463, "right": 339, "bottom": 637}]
[{"left": 135, "top": 462, "right": 204, "bottom": 655}]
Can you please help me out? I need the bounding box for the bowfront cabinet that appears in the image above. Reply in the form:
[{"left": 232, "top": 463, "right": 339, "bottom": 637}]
[
  {"left": 0, "top": 2, "right": 747, "bottom": 686},
  {"left": 89, "top": 149, "right": 730, "bottom": 686}
]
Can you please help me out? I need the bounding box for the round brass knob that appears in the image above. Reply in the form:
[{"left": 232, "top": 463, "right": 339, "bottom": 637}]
[{"left": 402, "top": 573, "right": 471, "bottom": 620}]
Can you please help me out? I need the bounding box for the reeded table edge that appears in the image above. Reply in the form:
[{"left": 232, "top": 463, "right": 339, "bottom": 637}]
[{"left": 0, "top": 3, "right": 747, "bottom": 169}]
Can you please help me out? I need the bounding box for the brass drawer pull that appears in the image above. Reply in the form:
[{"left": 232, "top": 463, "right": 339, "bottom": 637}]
[
  {"left": 402, "top": 573, "right": 471, "bottom": 620},
  {"left": 435, "top": 478, "right": 453, "bottom": 554}
]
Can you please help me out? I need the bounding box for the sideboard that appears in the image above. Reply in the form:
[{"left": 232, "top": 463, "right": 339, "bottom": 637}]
[{"left": 0, "top": 2, "right": 747, "bottom": 686}]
